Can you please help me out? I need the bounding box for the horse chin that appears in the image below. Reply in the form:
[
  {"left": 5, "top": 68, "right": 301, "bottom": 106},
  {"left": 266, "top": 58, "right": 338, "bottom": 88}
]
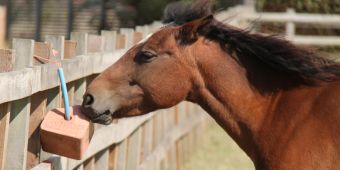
[
  {"left": 83, "top": 108, "right": 114, "bottom": 125},
  {"left": 91, "top": 112, "right": 113, "bottom": 125}
]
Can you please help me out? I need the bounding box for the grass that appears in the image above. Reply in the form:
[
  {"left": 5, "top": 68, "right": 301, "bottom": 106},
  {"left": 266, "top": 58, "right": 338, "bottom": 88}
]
[{"left": 182, "top": 122, "right": 255, "bottom": 170}]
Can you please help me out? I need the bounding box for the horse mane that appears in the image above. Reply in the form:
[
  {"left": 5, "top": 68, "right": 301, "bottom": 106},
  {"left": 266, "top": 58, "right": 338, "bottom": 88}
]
[{"left": 163, "top": 1, "right": 340, "bottom": 84}]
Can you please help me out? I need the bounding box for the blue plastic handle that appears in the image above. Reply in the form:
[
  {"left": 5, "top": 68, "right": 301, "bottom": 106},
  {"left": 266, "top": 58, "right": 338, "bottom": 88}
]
[{"left": 58, "top": 68, "right": 71, "bottom": 120}]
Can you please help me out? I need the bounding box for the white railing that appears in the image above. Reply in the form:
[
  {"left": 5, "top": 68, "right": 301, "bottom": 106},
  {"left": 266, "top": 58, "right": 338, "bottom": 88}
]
[{"left": 216, "top": 6, "right": 340, "bottom": 46}]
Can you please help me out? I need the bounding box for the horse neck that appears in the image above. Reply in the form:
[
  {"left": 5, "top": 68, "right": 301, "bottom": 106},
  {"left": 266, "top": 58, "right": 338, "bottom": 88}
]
[{"left": 188, "top": 41, "right": 277, "bottom": 163}]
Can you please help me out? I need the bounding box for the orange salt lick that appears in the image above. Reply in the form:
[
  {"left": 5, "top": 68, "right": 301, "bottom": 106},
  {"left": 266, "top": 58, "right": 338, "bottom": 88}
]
[{"left": 40, "top": 106, "right": 94, "bottom": 160}]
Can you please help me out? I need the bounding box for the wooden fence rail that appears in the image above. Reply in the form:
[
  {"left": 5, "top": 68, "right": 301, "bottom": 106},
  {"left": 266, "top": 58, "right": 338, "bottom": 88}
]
[{"left": 0, "top": 20, "right": 209, "bottom": 170}]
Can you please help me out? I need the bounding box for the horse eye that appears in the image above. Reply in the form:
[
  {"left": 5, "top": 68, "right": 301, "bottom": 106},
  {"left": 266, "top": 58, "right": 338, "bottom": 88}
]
[{"left": 136, "top": 51, "right": 156, "bottom": 63}]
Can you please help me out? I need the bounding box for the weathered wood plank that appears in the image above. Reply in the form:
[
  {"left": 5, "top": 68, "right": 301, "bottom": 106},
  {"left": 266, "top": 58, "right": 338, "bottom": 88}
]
[
  {"left": 45, "top": 35, "right": 65, "bottom": 60},
  {"left": 141, "top": 119, "right": 153, "bottom": 163},
  {"left": 46, "top": 87, "right": 61, "bottom": 112},
  {"left": 0, "top": 49, "right": 126, "bottom": 104},
  {"left": 0, "top": 49, "right": 14, "bottom": 170},
  {"left": 126, "top": 128, "right": 142, "bottom": 170},
  {"left": 83, "top": 158, "right": 95, "bottom": 170},
  {"left": 27, "top": 91, "right": 47, "bottom": 169},
  {"left": 0, "top": 49, "right": 15, "bottom": 72},
  {"left": 133, "top": 32, "right": 143, "bottom": 44},
  {"left": 5, "top": 97, "right": 31, "bottom": 170},
  {"left": 74, "top": 164, "right": 84, "bottom": 170},
  {"left": 108, "top": 145, "right": 117, "bottom": 170},
  {"left": 137, "top": 111, "right": 205, "bottom": 170},
  {"left": 71, "top": 32, "right": 88, "bottom": 56},
  {"left": 120, "top": 28, "right": 134, "bottom": 48},
  {"left": 101, "top": 31, "right": 117, "bottom": 53},
  {"left": 115, "top": 34, "right": 126, "bottom": 49},
  {"left": 12, "top": 38, "right": 34, "bottom": 70},
  {"left": 168, "top": 145, "right": 177, "bottom": 170},
  {"left": 33, "top": 42, "right": 51, "bottom": 65},
  {"left": 0, "top": 7, "right": 5, "bottom": 49},
  {"left": 0, "top": 103, "right": 10, "bottom": 170},
  {"left": 88, "top": 35, "right": 103, "bottom": 53},
  {"left": 30, "top": 162, "right": 52, "bottom": 170},
  {"left": 64, "top": 40, "right": 77, "bottom": 59},
  {"left": 116, "top": 139, "right": 127, "bottom": 170},
  {"left": 95, "top": 149, "right": 109, "bottom": 170},
  {"left": 5, "top": 38, "right": 34, "bottom": 170},
  {"left": 135, "top": 26, "right": 150, "bottom": 38},
  {"left": 74, "top": 78, "right": 86, "bottom": 105},
  {"left": 66, "top": 81, "right": 75, "bottom": 106}
]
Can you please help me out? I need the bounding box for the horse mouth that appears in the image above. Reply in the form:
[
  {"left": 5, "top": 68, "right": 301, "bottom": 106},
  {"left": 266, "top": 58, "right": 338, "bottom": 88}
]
[
  {"left": 92, "top": 110, "right": 114, "bottom": 125},
  {"left": 81, "top": 107, "right": 114, "bottom": 125}
]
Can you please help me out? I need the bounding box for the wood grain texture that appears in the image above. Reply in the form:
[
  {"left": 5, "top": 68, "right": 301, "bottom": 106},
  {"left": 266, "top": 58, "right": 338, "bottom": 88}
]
[
  {"left": 116, "top": 140, "right": 127, "bottom": 170},
  {"left": 12, "top": 38, "right": 34, "bottom": 70},
  {"left": 0, "top": 7, "right": 5, "bottom": 49},
  {"left": 137, "top": 111, "right": 205, "bottom": 170},
  {"left": 0, "top": 49, "right": 15, "bottom": 72},
  {"left": 95, "top": 149, "right": 109, "bottom": 170},
  {"left": 133, "top": 32, "right": 143, "bottom": 44},
  {"left": 108, "top": 145, "right": 117, "bottom": 170},
  {"left": 120, "top": 28, "right": 134, "bottom": 48},
  {"left": 126, "top": 128, "right": 142, "bottom": 170},
  {"left": 0, "top": 103, "right": 10, "bottom": 170},
  {"left": 115, "top": 34, "right": 126, "bottom": 49},
  {"left": 71, "top": 32, "right": 88, "bottom": 56},
  {"left": 34, "top": 42, "right": 51, "bottom": 65},
  {"left": 101, "top": 31, "right": 117, "bottom": 53},
  {"left": 27, "top": 91, "right": 47, "bottom": 169},
  {"left": 64, "top": 40, "right": 77, "bottom": 59},
  {"left": 83, "top": 158, "right": 95, "bottom": 170},
  {"left": 45, "top": 35, "right": 65, "bottom": 60},
  {"left": 0, "top": 50, "right": 126, "bottom": 104},
  {"left": 88, "top": 35, "right": 103, "bottom": 53},
  {"left": 5, "top": 97, "right": 31, "bottom": 170}
]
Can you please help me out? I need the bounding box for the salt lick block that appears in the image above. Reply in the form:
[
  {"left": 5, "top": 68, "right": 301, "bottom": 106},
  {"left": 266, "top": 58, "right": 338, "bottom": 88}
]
[{"left": 40, "top": 106, "right": 94, "bottom": 160}]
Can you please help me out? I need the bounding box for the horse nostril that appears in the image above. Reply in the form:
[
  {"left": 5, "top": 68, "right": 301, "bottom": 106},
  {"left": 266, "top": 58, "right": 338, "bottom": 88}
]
[{"left": 83, "top": 94, "right": 94, "bottom": 107}]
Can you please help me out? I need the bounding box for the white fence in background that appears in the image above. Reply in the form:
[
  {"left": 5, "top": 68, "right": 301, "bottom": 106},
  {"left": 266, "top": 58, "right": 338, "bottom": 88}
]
[{"left": 216, "top": 6, "right": 340, "bottom": 46}]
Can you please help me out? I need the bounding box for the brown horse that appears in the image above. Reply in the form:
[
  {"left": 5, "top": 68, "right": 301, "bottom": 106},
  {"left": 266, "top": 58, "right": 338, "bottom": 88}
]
[{"left": 81, "top": 2, "right": 340, "bottom": 170}]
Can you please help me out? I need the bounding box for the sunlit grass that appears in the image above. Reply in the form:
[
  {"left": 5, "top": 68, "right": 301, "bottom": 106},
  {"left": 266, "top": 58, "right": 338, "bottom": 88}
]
[{"left": 182, "top": 122, "right": 255, "bottom": 170}]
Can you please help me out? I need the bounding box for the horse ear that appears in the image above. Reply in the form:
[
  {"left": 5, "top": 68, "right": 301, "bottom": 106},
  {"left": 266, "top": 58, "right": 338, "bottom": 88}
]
[{"left": 177, "top": 15, "right": 214, "bottom": 44}]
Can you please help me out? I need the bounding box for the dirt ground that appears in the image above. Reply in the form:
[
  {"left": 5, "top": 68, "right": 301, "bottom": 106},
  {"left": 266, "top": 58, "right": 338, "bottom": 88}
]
[{"left": 182, "top": 122, "right": 255, "bottom": 170}]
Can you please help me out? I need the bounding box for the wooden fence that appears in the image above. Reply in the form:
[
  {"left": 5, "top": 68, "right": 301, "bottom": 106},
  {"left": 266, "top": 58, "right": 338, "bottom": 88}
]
[
  {"left": 0, "top": 6, "right": 5, "bottom": 48},
  {"left": 216, "top": 6, "right": 340, "bottom": 46},
  {"left": 0, "top": 20, "right": 209, "bottom": 170}
]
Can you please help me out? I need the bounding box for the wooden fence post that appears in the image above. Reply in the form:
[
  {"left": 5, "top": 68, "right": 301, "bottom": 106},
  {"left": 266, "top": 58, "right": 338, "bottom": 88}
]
[
  {"left": 0, "top": 49, "right": 14, "bottom": 170},
  {"left": 40, "top": 36, "right": 67, "bottom": 169},
  {"left": 26, "top": 41, "right": 53, "bottom": 169},
  {"left": 120, "top": 28, "right": 134, "bottom": 48},
  {"left": 0, "top": 6, "right": 5, "bottom": 49},
  {"left": 45, "top": 35, "right": 65, "bottom": 60},
  {"left": 5, "top": 38, "right": 34, "bottom": 170},
  {"left": 88, "top": 34, "right": 103, "bottom": 53},
  {"left": 116, "top": 140, "right": 127, "bottom": 170},
  {"left": 94, "top": 150, "right": 109, "bottom": 170},
  {"left": 71, "top": 32, "right": 88, "bottom": 105},
  {"left": 101, "top": 31, "right": 117, "bottom": 53},
  {"left": 126, "top": 128, "right": 142, "bottom": 170},
  {"left": 71, "top": 32, "right": 88, "bottom": 56},
  {"left": 286, "top": 8, "right": 296, "bottom": 40},
  {"left": 108, "top": 145, "right": 117, "bottom": 170}
]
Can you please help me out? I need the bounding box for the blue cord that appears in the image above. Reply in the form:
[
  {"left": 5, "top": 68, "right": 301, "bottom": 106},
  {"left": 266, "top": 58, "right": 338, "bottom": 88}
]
[{"left": 57, "top": 68, "right": 71, "bottom": 120}]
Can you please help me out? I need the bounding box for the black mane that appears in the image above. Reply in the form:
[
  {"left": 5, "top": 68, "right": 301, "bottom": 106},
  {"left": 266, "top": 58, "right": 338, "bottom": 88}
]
[{"left": 163, "top": 1, "right": 340, "bottom": 85}]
